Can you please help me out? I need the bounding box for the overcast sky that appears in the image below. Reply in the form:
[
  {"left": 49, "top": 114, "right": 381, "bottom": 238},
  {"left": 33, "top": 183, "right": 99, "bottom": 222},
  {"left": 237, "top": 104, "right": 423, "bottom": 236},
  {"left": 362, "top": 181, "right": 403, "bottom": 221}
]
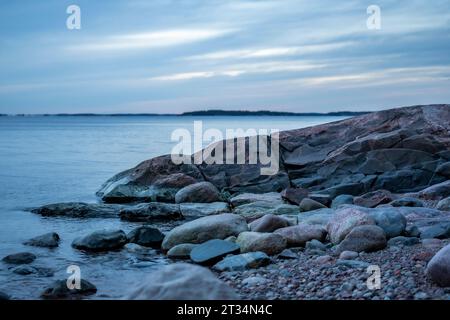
[{"left": 0, "top": 0, "right": 449, "bottom": 114}]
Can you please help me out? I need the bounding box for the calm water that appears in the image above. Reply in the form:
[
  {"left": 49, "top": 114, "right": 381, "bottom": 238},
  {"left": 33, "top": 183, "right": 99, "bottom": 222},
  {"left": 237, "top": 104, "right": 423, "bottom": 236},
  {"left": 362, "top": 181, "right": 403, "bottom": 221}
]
[{"left": 0, "top": 115, "right": 346, "bottom": 299}]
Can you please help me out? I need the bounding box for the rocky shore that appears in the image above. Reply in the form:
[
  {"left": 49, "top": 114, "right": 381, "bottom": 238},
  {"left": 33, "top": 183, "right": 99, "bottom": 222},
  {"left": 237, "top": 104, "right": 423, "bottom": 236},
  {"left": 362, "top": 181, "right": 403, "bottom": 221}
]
[{"left": 2, "top": 104, "right": 450, "bottom": 300}]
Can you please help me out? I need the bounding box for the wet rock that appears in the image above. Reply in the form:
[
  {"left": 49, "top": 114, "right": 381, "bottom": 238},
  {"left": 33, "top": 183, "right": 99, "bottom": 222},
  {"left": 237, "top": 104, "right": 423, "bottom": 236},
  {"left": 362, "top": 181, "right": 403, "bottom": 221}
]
[
  {"left": 327, "top": 206, "right": 375, "bottom": 244},
  {"left": 213, "top": 252, "right": 271, "bottom": 271},
  {"left": 331, "top": 195, "right": 354, "bottom": 209},
  {"left": 23, "top": 232, "right": 60, "bottom": 248},
  {"left": 234, "top": 201, "right": 299, "bottom": 222},
  {"left": 390, "top": 197, "right": 424, "bottom": 207},
  {"left": 179, "top": 202, "right": 230, "bottom": 218},
  {"left": 161, "top": 214, "right": 248, "bottom": 251},
  {"left": 175, "top": 182, "right": 221, "bottom": 203},
  {"left": 190, "top": 239, "right": 240, "bottom": 265},
  {"left": 354, "top": 190, "right": 394, "bottom": 208},
  {"left": 127, "top": 226, "right": 164, "bottom": 248},
  {"left": 119, "top": 202, "right": 182, "bottom": 222},
  {"left": 125, "top": 263, "right": 239, "bottom": 299},
  {"left": 274, "top": 224, "right": 327, "bottom": 247},
  {"left": 368, "top": 208, "right": 407, "bottom": 238},
  {"left": 2, "top": 252, "right": 36, "bottom": 264},
  {"left": 426, "top": 244, "right": 450, "bottom": 287},
  {"left": 337, "top": 225, "right": 387, "bottom": 253},
  {"left": 230, "top": 192, "right": 283, "bottom": 207},
  {"left": 299, "top": 198, "right": 327, "bottom": 212},
  {"left": 436, "top": 197, "right": 450, "bottom": 211},
  {"left": 72, "top": 229, "right": 128, "bottom": 252},
  {"left": 387, "top": 236, "right": 420, "bottom": 246},
  {"left": 249, "top": 214, "right": 290, "bottom": 232},
  {"left": 167, "top": 243, "right": 198, "bottom": 259},
  {"left": 237, "top": 232, "right": 287, "bottom": 255},
  {"left": 12, "top": 265, "right": 54, "bottom": 277},
  {"left": 281, "top": 187, "right": 309, "bottom": 205},
  {"left": 339, "top": 250, "right": 359, "bottom": 260},
  {"left": 31, "top": 202, "right": 122, "bottom": 218},
  {"left": 41, "top": 279, "right": 97, "bottom": 299}
]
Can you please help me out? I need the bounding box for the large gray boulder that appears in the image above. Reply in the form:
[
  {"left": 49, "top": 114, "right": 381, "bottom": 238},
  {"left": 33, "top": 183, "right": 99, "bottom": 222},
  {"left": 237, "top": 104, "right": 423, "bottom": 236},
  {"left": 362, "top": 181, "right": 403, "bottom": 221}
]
[
  {"left": 125, "top": 263, "right": 239, "bottom": 299},
  {"left": 274, "top": 224, "right": 327, "bottom": 247},
  {"left": 236, "top": 232, "right": 287, "bottom": 255},
  {"left": 368, "top": 208, "right": 407, "bottom": 238},
  {"left": 337, "top": 225, "right": 387, "bottom": 253},
  {"left": 327, "top": 206, "right": 376, "bottom": 244},
  {"left": 161, "top": 214, "right": 248, "bottom": 251},
  {"left": 175, "top": 182, "right": 222, "bottom": 204},
  {"left": 249, "top": 214, "right": 290, "bottom": 232},
  {"left": 426, "top": 244, "right": 450, "bottom": 287}
]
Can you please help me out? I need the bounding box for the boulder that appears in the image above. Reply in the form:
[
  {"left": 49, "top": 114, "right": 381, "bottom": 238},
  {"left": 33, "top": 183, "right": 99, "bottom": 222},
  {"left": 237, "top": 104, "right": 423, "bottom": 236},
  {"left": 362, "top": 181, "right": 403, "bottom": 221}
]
[
  {"left": 127, "top": 226, "right": 164, "bottom": 248},
  {"left": 213, "top": 252, "right": 271, "bottom": 271},
  {"left": 426, "top": 244, "right": 450, "bottom": 287},
  {"left": 229, "top": 192, "right": 283, "bottom": 207},
  {"left": 125, "top": 263, "right": 239, "bottom": 299},
  {"left": 175, "top": 182, "right": 221, "bottom": 203},
  {"left": 299, "top": 198, "right": 327, "bottom": 212},
  {"left": 281, "top": 187, "right": 309, "bottom": 205},
  {"left": 12, "top": 265, "right": 54, "bottom": 277},
  {"left": 189, "top": 239, "right": 240, "bottom": 265},
  {"left": 179, "top": 202, "right": 230, "bottom": 218},
  {"left": 233, "top": 201, "right": 299, "bottom": 222},
  {"left": 31, "top": 202, "right": 122, "bottom": 218},
  {"left": 436, "top": 197, "right": 450, "bottom": 211},
  {"left": 167, "top": 243, "right": 198, "bottom": 259},
  {"left": 119, "top": 202, "right": 182, "bottom": 222},
  {"left": 390, "top": 197, "right": 424, "bottom": 207},
  {"left": 418, "top": 180, "right": 450, "bottom": 200},
  {"left": 297, "top": 208, "right": 335, "bottom": 226},
  {"left": 249, "top": 214, "right": 290, "bottom": 232},
  {"left": 274, "top": 224, "right": 327, "bottom": 247},
  {"left": 2, "top": 252, "right": 36, "bottom": 264},
  {"left": 23, "top": 232, "right": 60, "bottom": 248},
  {"left": 368, "top": 208, "right": 407, "bottom": 238},
  {"left": 72, "top": 229, "right": 128, "bottom": 252},
  {"left": 161, "top": 214, "right": 248, "bottom": 250},
  {"left": 419, "top": 222, "right": 450, "bottom": 239},
  {"left": 331, "top": 195, "right": 354, "bottom": 209},
  {"left": 327, "top": 206, "right": 376, "bottom": 244},
  {"left": 339, "top": 251, "right": 359, "bottom": 260},
  {"left": 41, "top": 279, "right": 97, "bottom": 299},
  {"left": 354, "top": 190, "right": 394, "bottom": 208},
  {"left": 236, "top": 232, "right": 287, "bottom": 255},
  {"left": 337, "top": 225, "right": 387, "bottom": 253}
]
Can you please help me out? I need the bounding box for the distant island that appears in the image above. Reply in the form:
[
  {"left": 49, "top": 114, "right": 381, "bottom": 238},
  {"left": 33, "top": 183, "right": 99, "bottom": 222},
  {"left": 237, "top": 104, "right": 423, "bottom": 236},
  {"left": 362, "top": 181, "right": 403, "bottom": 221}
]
[{"left": 0, "top": 110, "right": 371, "bottom": 117}]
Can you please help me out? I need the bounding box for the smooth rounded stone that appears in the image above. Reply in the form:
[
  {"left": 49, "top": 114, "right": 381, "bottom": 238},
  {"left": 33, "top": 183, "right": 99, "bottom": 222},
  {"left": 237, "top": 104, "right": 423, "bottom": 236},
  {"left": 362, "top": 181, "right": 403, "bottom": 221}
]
[
  {"left": 297, "top": 208, "right": 334, "bottom": 226},
  {"left": 233, "top": 201, "right": 299, "bottom": 222},
  {"left": 12, "top": 265, "right": 54, "bottom": 277},
  {"left": 278, "top": 249, "right": 298, "bottom": 259},
  {"left": 229, "top": 192, "right": 282, "bottom": 207},
  {"left": 236, "top": 232, "right": 287, "bottom": 255},
  {"left": 331, "top": 195, "right": 354, "bottom": 209},
  {"left": 23, "top": 232, "right": 60, "bottom": 248},
  {"left": 404, "top": 225, "right": 421, "bottom": 237},
  {"left": 327, "top": 206, "right": 376, "bottom": 244},
  {"left": 2, "top": 252, "right": 36, "bottom": 264},
  {"left": 167, "top": 243, "right": 198, "bottom": 259},
  {"left": 390, "top": 197, "right": 424, "bottom": 207},
  {"left": 190, "top": 239, "right": 240, "bottom": 265},
  {"left": 248, "top": 214, "right": 290, "bottom": 233},
  {"left": 241, "top": 276, "right": 267, "bottom": 286},
  {"left": 119, "top": 202, "right": 182, "bottom": 222},
  {"left": 368, "top": 208, "right": 407, "bottom": 238},
  {"left": 418, "top": 180, "right": 450, "bottom": 200},
  {"left": 305, "top": 239, "right": 327, "bottom": 251},
  {"left": 387, "top": 236, "right": 420, "bottom": 246},
  {"left": 419, "top": 222, "right": 450, "bottom": 239},
  {"left": 30, "top": 202, "right": 122, "bottom": 218},
  {"left": 281, "top": 187, "right": 309, "bottom": 205},
  {"left": 314, "top": 255, "right": 333, "bottom": 264},
  {"left": 337, "top": 225, "right": 387, "bottom": 253},
  {"left": 41, "top": 279, "right": 97, "bottom": 299},
  {"left": 213, "top": 252, "right": 271, "bottom": 271},
  {"left": 175, "top": 182, "right": 221, "bottom": 204},
  {"left": 354, "top": 190, "right": 394, "bottom": 208},
  {"left": 161, "top": 214, "right": 248, "bottom": 251},
  {"left": 436, "top": 197, "right": 450, "bottom": 211},
  {"left": 127, "top": 226, "right": 164, "bottom": 248},
  {"left": 308, "top": 194, "right": 332, "bottom": 207},
  {"left": 179, "top": 202, "right": 230, "bottom": 218},
  {"left": 275, "top": 224, "right": 327, "bottom": 247},
  {"left": 72, "top": 229, "right": 128, "bottom": 252},
  {"left": 0, "top": 292, "right": 10, "bottom": 300},
  {"left": 339, "top": 250, "right": 359, "bottom": 260},
  {"left": 426, "top": 244, "right": 450, "bottom": 287},
  {"left": 299, "top": 198, "right": 327, "bottom": 212},
  {"left": 336, "top": 259, "right": 370, "bottom": 269},
  {"left": 125, "top": 263, "right": 239, "bottom": 299}
]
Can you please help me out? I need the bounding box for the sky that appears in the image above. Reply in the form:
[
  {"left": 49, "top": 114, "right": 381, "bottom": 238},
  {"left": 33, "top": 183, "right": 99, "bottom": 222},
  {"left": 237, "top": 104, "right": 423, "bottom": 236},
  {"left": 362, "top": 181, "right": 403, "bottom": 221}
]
[{"left": 0, "top": 0, "right": 449, "bottom": 114}]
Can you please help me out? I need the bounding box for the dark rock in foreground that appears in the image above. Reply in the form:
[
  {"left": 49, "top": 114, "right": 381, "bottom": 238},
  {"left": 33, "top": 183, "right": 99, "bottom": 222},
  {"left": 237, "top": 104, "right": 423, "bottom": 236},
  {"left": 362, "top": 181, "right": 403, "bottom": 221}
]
[
  {"left": 41, "top": 279, "right": 97, "bottom": 299},
  {"left": 190, "top": 239, "right": 240, "bottom": 265},
  {"left": 127, "top": 226, "right": 164, "bottom": 248},
  {"left": 72, "top": 229, "right": 128, "bottom": 252},
  {"left": 2, "top": 252, "right": 36, "bottom": 264},
  {"left": 23, "top": 232, "right": 60, "bottom": 248},
  {"left": 125, "top": 263, "right": 239, "bottom": 299}
]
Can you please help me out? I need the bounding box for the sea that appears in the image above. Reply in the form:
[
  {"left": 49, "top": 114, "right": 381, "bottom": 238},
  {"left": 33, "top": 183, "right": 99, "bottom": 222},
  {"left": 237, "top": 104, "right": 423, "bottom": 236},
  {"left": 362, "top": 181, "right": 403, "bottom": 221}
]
[{"left": 0, "top": 115, "right": 347, "bottom": 299}]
